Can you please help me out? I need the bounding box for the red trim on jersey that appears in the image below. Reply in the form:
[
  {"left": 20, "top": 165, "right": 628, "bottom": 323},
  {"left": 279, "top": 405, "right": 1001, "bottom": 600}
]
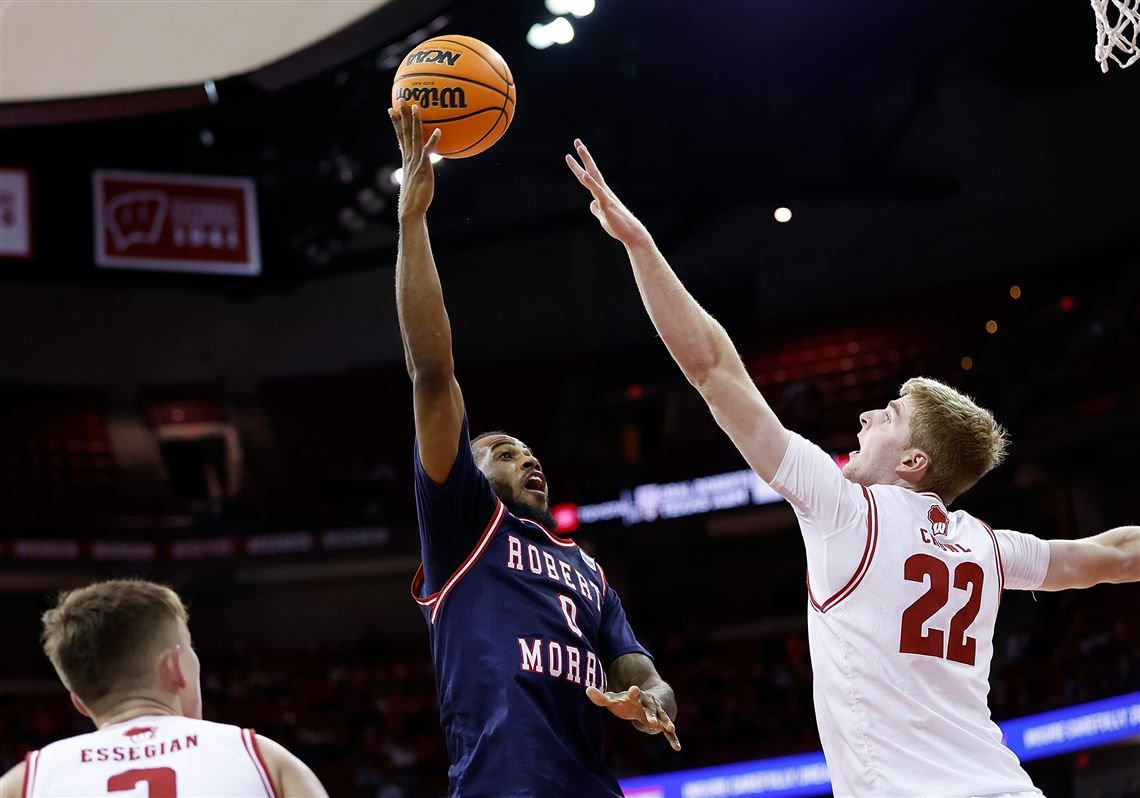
[
  {"left": 409, "top": 563, "right": 439, "bottom": 607},
  {"left": 520, "top": 517, "right": 576, "bottom": 548},
  {"left": 597, "top": 563, "right": 609, "bottom": 600},
  {"left": 980, "top": 521, "right": 1006, "bottom": 597},
  {"left": 21, "top": 751, "right": 37, "bottom": 798},
  {"left": 918, "top": 491, "right": 947, "bottom": 503},
  {"left": 409, "top": 499, "right": 506, "bottom": 608},
  {"left": 242, "top": 728, "right": 279, "bottom": 798},
  {"left": 807, "top": 486, "right": 880, "bottom": 613},
  {"left": 429, "top": 500, "right": 507, "bottom": 624}
]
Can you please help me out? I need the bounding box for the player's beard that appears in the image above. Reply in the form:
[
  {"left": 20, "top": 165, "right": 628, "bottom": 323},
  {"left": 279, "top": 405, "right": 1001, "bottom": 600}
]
[{"left": 502, "top": 492, "right": 559, "bottom": 533}]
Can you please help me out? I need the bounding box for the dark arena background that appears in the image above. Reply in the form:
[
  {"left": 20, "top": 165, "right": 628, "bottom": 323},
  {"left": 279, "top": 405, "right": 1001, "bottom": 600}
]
[{"left": 1, "top": 1, "right": 1138, "bottom": 796}]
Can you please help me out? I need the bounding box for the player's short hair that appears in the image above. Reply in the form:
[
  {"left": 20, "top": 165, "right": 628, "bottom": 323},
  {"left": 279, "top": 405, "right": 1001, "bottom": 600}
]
[
  {"left": 471, "top": 430, "right": 511, "bottom": 450},
  {"left": 41, "top": 579, "right": 189, "bottom": 711},
  {"left": 900, "top": 377, "right": 1008, "bottom": 503}
]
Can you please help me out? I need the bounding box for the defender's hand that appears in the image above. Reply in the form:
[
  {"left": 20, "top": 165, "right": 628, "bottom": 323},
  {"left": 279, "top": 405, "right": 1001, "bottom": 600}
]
[
  {"left": 586, "top": 684, "right": 681, "bottom": 751},
  {"left": 389, "top": 100, "right": 442, "bottom": 219},
  {"left": 565, "top": 139, "right": 651, "bottom": 247}
]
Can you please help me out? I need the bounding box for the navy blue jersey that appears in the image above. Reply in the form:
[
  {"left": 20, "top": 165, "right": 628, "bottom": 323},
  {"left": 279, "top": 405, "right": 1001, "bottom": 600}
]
[{"left": 411, "top": 415, "right": 650, "bottom": 797}]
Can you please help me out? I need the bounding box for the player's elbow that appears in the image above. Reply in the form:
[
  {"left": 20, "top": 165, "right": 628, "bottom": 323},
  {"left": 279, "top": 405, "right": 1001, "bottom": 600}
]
[
  {"left": 687, "top": 358, "right": 719, "bottom": 393},
  {"left": 678, "top": 320, "right": 734, "bottom": 388},
  {"left": 410, "top": 354, "right": 456, "bottom": 385}
]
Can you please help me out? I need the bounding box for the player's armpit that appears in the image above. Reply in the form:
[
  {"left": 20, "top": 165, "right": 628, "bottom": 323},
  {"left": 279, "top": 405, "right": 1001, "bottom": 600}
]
[
  {"left": 255, "top": 733, "right": 329, "bottom": 798},
  {"left": 695, "top": 350, "right": 791, "bottom": 484},
  {"left": 0, "top": 761, "right": 25, "bottom": 798},
  {"left": 1039, "top": 527, "right": 1140, "bottom": 591}
]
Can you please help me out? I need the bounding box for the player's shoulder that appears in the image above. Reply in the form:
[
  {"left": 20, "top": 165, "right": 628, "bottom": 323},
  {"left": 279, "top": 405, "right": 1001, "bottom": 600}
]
[{"left": 34, "top": 723, "right": 103, "bottom": 756}]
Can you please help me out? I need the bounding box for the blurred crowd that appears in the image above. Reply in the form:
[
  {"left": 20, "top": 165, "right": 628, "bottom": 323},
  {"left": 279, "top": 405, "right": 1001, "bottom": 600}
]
[{"left": 3, "top": 579, "right": 1136, "bottom": 797}]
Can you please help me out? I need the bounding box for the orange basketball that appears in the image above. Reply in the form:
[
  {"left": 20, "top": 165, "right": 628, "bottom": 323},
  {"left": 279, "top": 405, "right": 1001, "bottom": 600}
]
[{"left": 392, "top": 35, "right": 516, "bottom": 159}]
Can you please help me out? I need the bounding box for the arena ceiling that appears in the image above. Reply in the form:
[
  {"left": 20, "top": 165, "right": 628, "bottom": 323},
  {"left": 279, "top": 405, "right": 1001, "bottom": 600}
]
[
  {"left": 0, "top": 0, "right": 1137, "bottom": 366},
  {"left": 0, "top": 0, "right": 389, "bottom": 102}
]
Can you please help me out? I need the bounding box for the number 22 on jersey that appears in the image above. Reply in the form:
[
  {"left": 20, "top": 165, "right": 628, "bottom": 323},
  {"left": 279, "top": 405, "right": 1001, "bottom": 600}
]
[{"left": 899, "top": 553, "right": 985, "bottom": 666}]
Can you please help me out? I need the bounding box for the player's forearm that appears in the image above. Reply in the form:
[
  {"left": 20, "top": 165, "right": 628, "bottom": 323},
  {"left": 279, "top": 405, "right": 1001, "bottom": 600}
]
[
  {"left": 624, "top": 235, "right": 736, "bottom": 388},
  {"left": 609, "top": 653, "right": 678, "bottom": 719},
  {"left": 396, "top": 213, "right": 455, "bottom": 380},
  {"left": 1094, "top": 525, "right": 1140, "bottom": 583}
]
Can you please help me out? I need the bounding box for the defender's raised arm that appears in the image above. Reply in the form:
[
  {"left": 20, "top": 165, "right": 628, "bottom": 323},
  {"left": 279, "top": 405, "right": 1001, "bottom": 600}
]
[
  {"left": 1039, "top": 525, "right": 1140, "bottom": 590},
  {"left": 566, "top": 140, "right": 789, "bottom": 481},
  {"left": 391, "top": 101, "right": 464, "bottom": 484}
]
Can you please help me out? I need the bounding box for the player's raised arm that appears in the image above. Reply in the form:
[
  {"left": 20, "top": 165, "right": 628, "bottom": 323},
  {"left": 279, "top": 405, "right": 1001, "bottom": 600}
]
[
  {"left": 566, "top": 140, "right": 789, "bottom": 481},
  {"left": 1038, "top": 525, "right": 1140, "bottom": 591},
  {"left": 391, "top": 101, "right": 464, "bottom": 484}
]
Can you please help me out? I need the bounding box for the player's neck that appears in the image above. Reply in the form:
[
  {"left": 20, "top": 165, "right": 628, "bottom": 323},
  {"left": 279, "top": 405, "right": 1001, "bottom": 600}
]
[{"left": 92, "top": 695, "right": 181, "bottom": 729}]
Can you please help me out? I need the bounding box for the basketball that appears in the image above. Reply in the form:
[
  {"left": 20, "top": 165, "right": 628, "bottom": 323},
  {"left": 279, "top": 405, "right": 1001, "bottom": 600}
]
[{"left": 392, "top": 35, "right": 516, "bottom": 159}]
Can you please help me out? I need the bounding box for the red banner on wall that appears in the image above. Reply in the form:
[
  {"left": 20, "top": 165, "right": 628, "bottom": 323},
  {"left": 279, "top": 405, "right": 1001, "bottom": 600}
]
[
  {"left": 94, "top": 170, "right": 261, "bottom": 275},
  {"left": 0, "top": 167, "right": 33, "bottom": 260}
]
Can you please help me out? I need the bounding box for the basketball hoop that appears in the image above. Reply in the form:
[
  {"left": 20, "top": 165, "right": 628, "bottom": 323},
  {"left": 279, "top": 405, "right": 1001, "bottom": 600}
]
[{"left": 1091, "top": 0, "right": 1140, "bottom": 71}]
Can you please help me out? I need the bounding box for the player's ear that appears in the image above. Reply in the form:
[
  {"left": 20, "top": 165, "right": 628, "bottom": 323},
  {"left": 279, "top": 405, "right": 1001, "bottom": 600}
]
[
  {"left": 158, "top": 644, "right": 188, "bottom": 691},
  {"left": 897, "top": 449, "right": 930, "bottom": 486},
  {"left": 70, "top": 692, "right": 93, "bottom": 719},
  {"left": 167, "top": 642, "right": 188, "bottom": 693}
]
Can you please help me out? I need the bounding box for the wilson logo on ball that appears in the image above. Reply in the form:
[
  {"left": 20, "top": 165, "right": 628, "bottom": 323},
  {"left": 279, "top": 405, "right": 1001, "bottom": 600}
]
[
  {"left": 404, "top": 49, "right": 462, "bottom": 67},
  {"left": 392, "top": 34, "right": 515, "bottom": 158},
  {"left": 393, "top": 86, "right": 468, "bottom": 109}
]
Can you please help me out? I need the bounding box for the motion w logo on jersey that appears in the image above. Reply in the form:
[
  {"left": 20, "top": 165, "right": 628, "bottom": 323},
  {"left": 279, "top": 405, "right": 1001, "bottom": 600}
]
[
  {"left": 506, "top": 533, "right": 610, "bottom": 691},
  {"left": 920, "top": 505, "right": 972, "bottom": 553}
]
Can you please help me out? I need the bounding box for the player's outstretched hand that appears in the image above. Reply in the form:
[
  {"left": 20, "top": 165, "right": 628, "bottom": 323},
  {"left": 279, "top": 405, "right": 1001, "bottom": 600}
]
[
  {"left": 565, "top": 139, "right": 651, "bottom": 247},
  {"left": 587, "top": 684, "right": 681, "bottom": 751},
  {"left": 389, "top": 100, "right": 442, "bottom": 220}
]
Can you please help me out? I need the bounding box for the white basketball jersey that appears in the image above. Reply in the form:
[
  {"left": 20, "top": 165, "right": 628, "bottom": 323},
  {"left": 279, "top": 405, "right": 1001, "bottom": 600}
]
[
  {"left": 23, "top": 715, "right": 277, "bottom": 798},
  {"left": 771, "top": 434, "right": 1051, "bottom": 798}
]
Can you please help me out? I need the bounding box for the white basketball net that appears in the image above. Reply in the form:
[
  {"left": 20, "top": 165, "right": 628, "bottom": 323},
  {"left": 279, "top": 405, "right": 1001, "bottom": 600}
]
[{"left": 1091, "top": 0, "right": 1140, "bottom": 70}]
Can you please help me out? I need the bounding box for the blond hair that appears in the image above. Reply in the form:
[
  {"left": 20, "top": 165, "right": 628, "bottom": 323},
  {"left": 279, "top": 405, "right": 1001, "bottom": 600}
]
[
  {"left": 41, "top": 579, "right": 189, "bottom": 710},
  {"left": 900, "top": 377, "right": 1008, "bottom": 503}
]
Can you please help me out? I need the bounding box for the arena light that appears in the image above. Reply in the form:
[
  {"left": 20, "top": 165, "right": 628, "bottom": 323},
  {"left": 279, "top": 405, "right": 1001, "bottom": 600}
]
[
  {"left": 551, "top": 503, "right": 580, "bottom": 533},
  {"left": 384, "top": 158, "right": 439, "bottom": 189},
  {"left": 356, "top": 187, "right": 385, "bottom": 216},
  {"left": 545, "top": 0, "right": 595, "bottom": 18},
  {"left": 526, "top": 24, "right": 554, "bottom": 50},
  {"left": 549, "top": 19, "right": 576, "bottom": 44},
  {"left": 338, "top": 206, "right": 366, "bottom": 233},
  {"left": 774, "top": 206, "right": 793, "bottom": 223},
  {"left": 527, "top": 18, "right": 575, "bottom": 49}
]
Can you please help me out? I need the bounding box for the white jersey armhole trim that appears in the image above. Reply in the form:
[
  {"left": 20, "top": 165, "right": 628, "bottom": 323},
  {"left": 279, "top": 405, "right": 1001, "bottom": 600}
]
[
  {"left": 240, "top": 728, "right": 278, "bottom": 798},
  {"left": 980, "top": 521, "right": 1007, "bottom": 595},
  {"left": 807, "top": 486, "right": 879, "bottom": 613},
  {"left": 23, "top": 750, "right": 39, "bottom": 798}
]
